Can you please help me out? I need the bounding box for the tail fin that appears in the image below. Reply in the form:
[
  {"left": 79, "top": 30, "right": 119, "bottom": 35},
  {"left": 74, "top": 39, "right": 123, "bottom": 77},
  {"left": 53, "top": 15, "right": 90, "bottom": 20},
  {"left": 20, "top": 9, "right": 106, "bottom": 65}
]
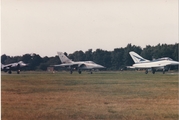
[
  {"left": 129, "top": 51, "right": 149, "bottom": 63},
  {"left": 57, "top": 52, "right": 73, "bottom": 64}
]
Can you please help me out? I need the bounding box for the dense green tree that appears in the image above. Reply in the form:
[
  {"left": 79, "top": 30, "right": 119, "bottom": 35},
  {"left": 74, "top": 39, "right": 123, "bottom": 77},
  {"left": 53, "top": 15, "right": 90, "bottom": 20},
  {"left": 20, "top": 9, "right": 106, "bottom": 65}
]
[
  {"left": 39, "top": 63, "right": 49, "bottom": 71},
  {"left": 111, "top": 48, "right": 124, "bottom": 70},
  {"left": 92, "top": 49, "right": 111, "bottom": 68},
  {"left": 46, "top": 56, "right": 60, "bottom": 65},
  {"left": 22, "top": 54, "right": 32, "bottom": 63},
  {"left": 141, "top": 45, "right": 153, "bottom": 60},
  {"left": 27, "top": 54, "right": 42, "bottom": 70},
  {"left": 1, "top": 43, "right": 178, "bottom": 71},
  {"left": 172, "top": 43, "right": 178, "bottom": 61},
  {"left": 1, "top": 54, "right": 8, "bottom": 64},
  {"left": 70, "top": 51, "right": 85, "bottom": 61},
  {"left": 85, "top": 49, "right": 93, "bottom": 61}
]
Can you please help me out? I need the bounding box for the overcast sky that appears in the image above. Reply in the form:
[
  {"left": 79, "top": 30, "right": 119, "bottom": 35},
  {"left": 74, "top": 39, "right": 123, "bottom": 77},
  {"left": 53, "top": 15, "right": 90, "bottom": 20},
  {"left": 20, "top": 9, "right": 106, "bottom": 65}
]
[{"left": 1, "top": 0, "right": 178, "bottom": 57}]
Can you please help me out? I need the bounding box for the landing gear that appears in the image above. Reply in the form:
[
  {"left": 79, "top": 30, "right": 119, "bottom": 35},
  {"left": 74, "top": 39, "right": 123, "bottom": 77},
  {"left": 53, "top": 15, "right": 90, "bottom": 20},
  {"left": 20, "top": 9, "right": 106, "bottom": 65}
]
[
  {"left": 152, "top": 70, "right": 156, "bottom": 74},
  {"left": 89, "top": 70, "right": 93, "bottom": 74},
  {"left": 152, "top": 68, "right": 156, "bottom": 74},
  {"left": 17, "top": 70, "right": 20, "bottom": 74},
  {"left": 78, "top": 70, "right": 82, "bottom": 74},
  {"left": 145, "top": 70, "right": 148, "bottom": 74},
  {"left": 8, "top": 70, "right": 12, "bottom": 74},
  {"left": 163, "top": 69, "right": 165, "bottom": 74}
]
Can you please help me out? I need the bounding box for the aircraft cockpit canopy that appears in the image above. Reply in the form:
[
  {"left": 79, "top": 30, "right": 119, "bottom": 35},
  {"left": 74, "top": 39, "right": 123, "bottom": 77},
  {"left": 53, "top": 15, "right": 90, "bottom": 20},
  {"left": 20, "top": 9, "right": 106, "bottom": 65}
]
[
  {"left": 85, "top": 61, "right": 95, "bottom": 64},
  {"left": 157, "top": 57, "right": 173, "bottom": 61}
]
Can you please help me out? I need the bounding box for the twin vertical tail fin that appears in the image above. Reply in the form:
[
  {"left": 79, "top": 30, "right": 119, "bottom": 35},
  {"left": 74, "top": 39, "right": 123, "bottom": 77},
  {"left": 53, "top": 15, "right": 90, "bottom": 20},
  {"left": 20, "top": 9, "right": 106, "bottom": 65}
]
[
  {"left": 57, "top": 52, "right": 73, "bottom": 64},
  {"left": 129, "top": 51, "right": 149, "bottom": 63}
]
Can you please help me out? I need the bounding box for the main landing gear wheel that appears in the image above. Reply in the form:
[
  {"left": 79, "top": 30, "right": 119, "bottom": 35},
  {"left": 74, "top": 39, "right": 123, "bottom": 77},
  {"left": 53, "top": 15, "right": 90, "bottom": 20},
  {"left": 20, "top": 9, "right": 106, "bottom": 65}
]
[
  {"left": 163, "top": 70, "right": 165, "bottom": 74},
  {"left": 8, "top": 70, "right": 12, "bottom": 74},
  {"left": 78, "top": 70, "right": 82, "bottom": 74},
  {"left": 152, "top": 70, "right": 155, "bottom": 74},
  {"left": 145, "top": 70, "right": 148, "bottom": 74},
  {"left": 17, "top": 70, "right": 20, "bottom": 74}
]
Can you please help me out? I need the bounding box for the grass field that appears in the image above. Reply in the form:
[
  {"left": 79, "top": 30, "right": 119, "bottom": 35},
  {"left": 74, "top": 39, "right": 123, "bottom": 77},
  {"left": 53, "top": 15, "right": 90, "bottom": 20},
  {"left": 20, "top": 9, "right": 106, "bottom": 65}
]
[{"left": 1, "top": 71, "right": 179, "bottom": 120}]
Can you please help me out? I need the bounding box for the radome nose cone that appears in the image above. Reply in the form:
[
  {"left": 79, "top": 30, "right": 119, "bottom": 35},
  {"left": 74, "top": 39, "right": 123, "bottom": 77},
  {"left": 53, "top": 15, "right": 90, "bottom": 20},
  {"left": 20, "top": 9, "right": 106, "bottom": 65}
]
[
  {"left": 170, "top": 61, "right": 179, "bottom": 65},
  {"left": 99, "top": 65, "right": 105, "bottom": 68}
]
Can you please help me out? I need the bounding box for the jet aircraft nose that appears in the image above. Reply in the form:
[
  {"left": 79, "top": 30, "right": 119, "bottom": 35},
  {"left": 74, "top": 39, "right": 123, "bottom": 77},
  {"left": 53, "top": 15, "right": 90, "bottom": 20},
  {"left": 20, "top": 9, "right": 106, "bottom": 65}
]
[
  {"left": 24, "top": 63, "right": 29, "bottom": 66},
  {"left": 19, "top": 61, "right": 28, "bottom": 67},
  {"left": 170, "top": 61, "right": 179, "bottom": 65},
  {"left": 97, "top": 64, "right": 106, "bottom": 69}
]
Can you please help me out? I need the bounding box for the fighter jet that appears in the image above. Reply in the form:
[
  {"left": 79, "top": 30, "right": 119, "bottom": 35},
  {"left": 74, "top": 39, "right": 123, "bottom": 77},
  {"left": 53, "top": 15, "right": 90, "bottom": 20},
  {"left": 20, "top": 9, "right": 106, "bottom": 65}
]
[
  {"left": 53, "top": 52, "right": 105, "bottom": 74},
  {"left": 128, "top": 51, "right": 179, "bottom": 74},
  {"left": 1, "top": 61, "right": 28, "bottom": 74}
]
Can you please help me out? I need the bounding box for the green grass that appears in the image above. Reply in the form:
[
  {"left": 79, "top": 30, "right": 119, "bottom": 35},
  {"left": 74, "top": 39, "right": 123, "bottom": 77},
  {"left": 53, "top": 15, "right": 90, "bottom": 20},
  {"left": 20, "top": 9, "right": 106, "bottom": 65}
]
[{"left": 1, "top": 71, "right": 179, "bottom": 120}]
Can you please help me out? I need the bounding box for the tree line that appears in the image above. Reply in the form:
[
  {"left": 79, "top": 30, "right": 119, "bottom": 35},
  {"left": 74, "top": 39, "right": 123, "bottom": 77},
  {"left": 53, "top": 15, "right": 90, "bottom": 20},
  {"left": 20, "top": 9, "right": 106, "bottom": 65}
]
[{"left": 1, "top": 43, "right": 178, "bottom": 71}]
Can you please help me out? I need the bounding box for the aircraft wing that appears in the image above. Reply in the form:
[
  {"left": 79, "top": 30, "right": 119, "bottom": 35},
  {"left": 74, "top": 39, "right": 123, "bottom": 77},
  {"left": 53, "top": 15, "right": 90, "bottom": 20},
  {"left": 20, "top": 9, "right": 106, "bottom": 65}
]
[
  {"left": 132, "top": 65, "right": 163, "bottom": 69},
  {"left": 147, "top": 62, "right": 179, "bottom": 68},
  {"left": 133, "top": 62, "right": 179, "bottom": 69},
  {"left": 2, "top": 64, "right": 13, "bottom": 69},
  {"left": 53, "top": 63, "right": 74, "bottom": 67},
  {"left": 53, "top": 63, "right": 84, "bottom": 68},
  {"left": 53, "top": 62, "right": 105, "bottom": 70},
  {"left": 127, "top": 66, "right": 136, "bottom": 69}
]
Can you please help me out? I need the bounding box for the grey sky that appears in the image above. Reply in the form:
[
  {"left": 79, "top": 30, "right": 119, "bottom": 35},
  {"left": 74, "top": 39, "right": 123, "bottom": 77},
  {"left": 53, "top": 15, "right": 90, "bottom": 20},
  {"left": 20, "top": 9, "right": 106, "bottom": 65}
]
[{"left": 1, "top": 0, "right": 178, "bottom": 57}]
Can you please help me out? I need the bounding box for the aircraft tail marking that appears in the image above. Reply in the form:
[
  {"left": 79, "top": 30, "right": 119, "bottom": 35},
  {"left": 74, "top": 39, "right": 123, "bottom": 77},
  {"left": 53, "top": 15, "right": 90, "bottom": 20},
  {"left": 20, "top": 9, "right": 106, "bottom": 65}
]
[
  {"left": 129, "top": 51, "right": 149, "bottom": 63},
  {"left": 57, "top": 52, "right": 73, "bottom": 64}
]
